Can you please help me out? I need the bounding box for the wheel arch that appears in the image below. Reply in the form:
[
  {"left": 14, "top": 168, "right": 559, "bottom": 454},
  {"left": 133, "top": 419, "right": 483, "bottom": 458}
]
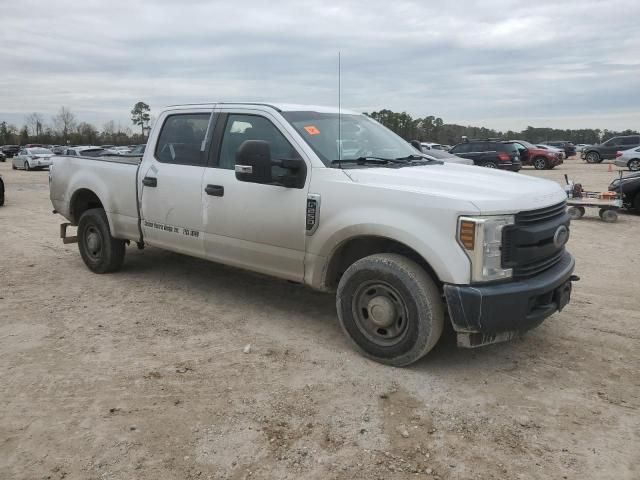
[
  {"left": 70, "top": 188, "right": 105, "bottom": 225},
  {"left": 321, "top": 235, "right": 442, "bottom": 292}
]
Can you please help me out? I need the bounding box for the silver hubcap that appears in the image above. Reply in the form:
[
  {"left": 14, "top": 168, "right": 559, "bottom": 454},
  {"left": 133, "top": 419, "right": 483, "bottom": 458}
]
[
  {"left": 85, "top": 226, "right": 103, "bottom": 260},
  {"left": 352, "top": 282, "right": 409, "bottom": 346}
]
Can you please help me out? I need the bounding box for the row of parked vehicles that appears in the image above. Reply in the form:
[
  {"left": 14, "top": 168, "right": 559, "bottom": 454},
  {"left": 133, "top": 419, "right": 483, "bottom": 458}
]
[
  {"left": 418, "top": 138, "right": 566, "bottom": 171},
  {"left": 4, "top": 144, "right": 146, "bottom": 170}
]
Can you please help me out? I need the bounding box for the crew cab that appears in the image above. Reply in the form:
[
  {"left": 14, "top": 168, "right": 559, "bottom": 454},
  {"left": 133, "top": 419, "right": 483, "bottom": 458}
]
[{"left": 50, "top": 103, "right": 577, "bottom": 366}]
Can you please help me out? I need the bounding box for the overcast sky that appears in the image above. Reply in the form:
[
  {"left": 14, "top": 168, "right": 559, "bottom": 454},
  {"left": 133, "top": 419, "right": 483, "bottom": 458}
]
[{"left": 1, "top": 0, "right": 639, "bottom": 132}]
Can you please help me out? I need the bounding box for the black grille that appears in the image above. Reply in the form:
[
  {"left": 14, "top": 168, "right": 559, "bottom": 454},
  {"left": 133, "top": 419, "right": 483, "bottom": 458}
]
[{"left": 503, "top": 201, "right": 569, "bottom": 279}]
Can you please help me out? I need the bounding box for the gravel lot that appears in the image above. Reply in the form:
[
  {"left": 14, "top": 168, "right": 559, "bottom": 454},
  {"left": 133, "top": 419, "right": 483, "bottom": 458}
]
[{"left": 0, "top": 158, "right": 638, "bottom": 480}]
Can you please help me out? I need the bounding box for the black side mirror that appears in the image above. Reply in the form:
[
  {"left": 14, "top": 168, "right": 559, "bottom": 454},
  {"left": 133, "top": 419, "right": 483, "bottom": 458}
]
[
  {"left": 235, "top": 140, "right": 307, "bottom": 188},
  {"left": 410, "top": 140, "right": 422, "bottom": 151},
  {"left": 235, "top": 140, "right": 273, "bottom": 184}
]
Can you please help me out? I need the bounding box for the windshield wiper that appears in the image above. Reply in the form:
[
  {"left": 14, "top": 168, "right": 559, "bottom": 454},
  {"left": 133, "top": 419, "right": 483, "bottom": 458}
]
[
  {"left": 394, "top": 154, "right": 437, "bottom": 162},
  {"left": 331, "top": 156, "right": 409, "bottom": 166}
]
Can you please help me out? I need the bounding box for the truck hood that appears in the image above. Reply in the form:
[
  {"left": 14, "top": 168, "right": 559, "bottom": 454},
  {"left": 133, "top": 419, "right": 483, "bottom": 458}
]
[{"left": 344, "top": 163, "right": 567, "bottom": 214}]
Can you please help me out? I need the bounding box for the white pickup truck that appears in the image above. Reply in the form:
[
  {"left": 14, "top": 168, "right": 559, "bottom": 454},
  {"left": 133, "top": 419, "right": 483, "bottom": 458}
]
[{"left": 50, "top": 103, "right": 577, "bottom": 366}]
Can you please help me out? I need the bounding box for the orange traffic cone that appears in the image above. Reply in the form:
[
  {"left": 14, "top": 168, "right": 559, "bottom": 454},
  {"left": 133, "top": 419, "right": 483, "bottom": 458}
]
[{"left": 608, "top": 163, "right": 613, "bottom": 173}]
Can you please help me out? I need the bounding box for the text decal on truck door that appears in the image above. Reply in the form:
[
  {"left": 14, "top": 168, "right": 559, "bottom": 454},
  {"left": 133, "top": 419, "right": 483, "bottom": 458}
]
[{"left": 144, "top": 220, "right": 200, "bottom": 238}]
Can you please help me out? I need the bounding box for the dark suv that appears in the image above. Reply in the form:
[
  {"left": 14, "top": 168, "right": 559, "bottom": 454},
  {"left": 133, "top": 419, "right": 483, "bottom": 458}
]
[
  {"left": 545, "top": 141, "right": 576, "bottom": 158},
  {"left": 449, "top": 140, "right": 521, "bottom": 171},
  {"left": 1, "top": 145, "right": 20, "bottom": 158},
  {"left": 582, "top": 135, "right": 640, "bottom": 163}
]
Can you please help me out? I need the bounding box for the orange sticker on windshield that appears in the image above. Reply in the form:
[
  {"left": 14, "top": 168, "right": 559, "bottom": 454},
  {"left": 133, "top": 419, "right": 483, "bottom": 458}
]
[{"left": 304, "top": 125, "right": 320, "bottom": 135}]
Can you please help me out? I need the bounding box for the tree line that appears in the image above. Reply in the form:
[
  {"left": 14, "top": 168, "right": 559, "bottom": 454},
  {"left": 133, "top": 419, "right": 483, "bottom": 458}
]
[
  {"left": 2, "top": 104, "right": 637, "bottom": 148},
  {"left": 365, "top": 109, "right": 639, "bottom": 145},
  {"left": 0, "top": 102, "right": 151, "bottom": 147}
]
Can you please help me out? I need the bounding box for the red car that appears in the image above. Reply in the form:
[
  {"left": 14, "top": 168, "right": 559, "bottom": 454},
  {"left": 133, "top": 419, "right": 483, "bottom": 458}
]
[{"left": 504, "top": 140, "right": 563, "bottom": 170}]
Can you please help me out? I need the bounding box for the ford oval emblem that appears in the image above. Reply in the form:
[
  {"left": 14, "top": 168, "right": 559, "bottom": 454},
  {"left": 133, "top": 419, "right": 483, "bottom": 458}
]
[{"left": 554, "top": 225, "right": 569, "bottom": 248}]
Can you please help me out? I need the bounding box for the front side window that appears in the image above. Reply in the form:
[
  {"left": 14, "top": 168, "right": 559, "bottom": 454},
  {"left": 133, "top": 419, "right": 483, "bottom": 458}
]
[
  {"left": 451, "top": 143, "right": 471, "bottom": 153},
  {"left": 155, "top": 113, "right": 210, "bottom": 166},
  {"left": 282, "top": 111, "right": 418, "bottom": 166},
  {"left": 217, "top": 114, "right": 299, "bottom": 170}
]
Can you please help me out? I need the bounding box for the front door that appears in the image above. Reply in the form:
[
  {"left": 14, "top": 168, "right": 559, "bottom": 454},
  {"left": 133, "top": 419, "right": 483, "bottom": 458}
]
[
  {"left": 201, "top": 109, "right": 309, "bottom": 281},
  {"left": 140, "top": 110, "right": 212, "bottom": 258}
]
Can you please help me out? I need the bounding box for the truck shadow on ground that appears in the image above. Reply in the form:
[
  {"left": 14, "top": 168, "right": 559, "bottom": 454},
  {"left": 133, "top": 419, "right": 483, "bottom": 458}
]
[{"left": 119, "top": 246, "right": 545, "bottom": 371}]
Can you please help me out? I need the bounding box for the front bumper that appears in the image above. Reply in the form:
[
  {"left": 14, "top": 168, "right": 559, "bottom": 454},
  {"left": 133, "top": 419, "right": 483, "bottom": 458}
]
[{"left": 444, "top": 251, "right": 576, "bottom": 347}]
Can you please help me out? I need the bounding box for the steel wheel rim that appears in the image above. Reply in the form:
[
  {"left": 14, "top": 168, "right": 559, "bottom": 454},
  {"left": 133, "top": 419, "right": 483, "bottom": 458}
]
[
  {"left": 352, "top": 281, "right": 409, "bottom": 347},
  {"left": 629, "top": 160, "right": 640, "bottom": 171},
  {"left": 85, "top": 225, "right": 103, "bottom": 261}
]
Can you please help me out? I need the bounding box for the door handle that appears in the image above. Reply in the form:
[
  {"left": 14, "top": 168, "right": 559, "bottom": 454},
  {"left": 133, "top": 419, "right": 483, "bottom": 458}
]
[
  {"left": 142, "top": 176, "right": 157, "bottom": 187},
  {"left": 205, "top": 184, "right": 224, "bottom": 197}
]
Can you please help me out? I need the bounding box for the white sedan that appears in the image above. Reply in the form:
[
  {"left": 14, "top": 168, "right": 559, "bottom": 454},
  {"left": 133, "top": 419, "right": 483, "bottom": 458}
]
[
  {"left": 12, "top": 147, "right": 54, "bottom": 170},
  {"left": 614, "top": 146, "right": 640, "bottom": 171}
]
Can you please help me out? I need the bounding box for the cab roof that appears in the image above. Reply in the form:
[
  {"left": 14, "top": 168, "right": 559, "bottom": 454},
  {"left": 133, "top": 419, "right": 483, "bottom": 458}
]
[{"left": 165, "top": 102, "right": 359, "bottom": 115}]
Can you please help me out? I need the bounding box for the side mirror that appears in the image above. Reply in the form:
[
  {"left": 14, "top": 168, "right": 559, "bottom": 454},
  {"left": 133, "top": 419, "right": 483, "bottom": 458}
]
[
  {"left": 235, "top": 140, "right": 307, "bottom": 188},
  {"left": 410, "top": 140, "right": 422, "bottom": 151},
  {"left": 235, "top": 140, "right": 273, "bottom": 184}
]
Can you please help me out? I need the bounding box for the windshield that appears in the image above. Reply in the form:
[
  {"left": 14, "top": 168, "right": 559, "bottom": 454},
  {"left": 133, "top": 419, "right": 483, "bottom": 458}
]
[{"left": 282, "top": 111, "right": 418, "bottom": 166}]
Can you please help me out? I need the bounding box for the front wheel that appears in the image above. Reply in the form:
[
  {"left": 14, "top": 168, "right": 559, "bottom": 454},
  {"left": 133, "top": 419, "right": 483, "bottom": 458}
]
[
  {"left": 336, "top": 253, "right": 444, "bottom": 367},
  {"left": 628, "top": 159, "right": 640, "bottom": 171},
  {"left": 78, "top": 208, "right": 126, "bottom": 273},
  {"left": 585, "top": 152, "right": 601, "bottom": 163},
  {"left": 599, "top": 209, "right": 618, "bottom": 223},
  {"left": 24, "top": 161, "right": 31, "bottom": 171},
  {"left": 533, "top": 157, "right": 548, "bottom": 170}
]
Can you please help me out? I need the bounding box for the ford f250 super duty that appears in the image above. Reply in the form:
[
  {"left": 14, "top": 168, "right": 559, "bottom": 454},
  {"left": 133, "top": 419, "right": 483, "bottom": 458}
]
[{"left": 50, "top": 103, "right": 577, "bottom": 366}]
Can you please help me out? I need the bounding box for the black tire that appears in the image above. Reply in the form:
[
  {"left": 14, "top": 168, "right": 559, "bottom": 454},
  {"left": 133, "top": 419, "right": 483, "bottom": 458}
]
[
  {"left": 0, "top": 180, "right": 4, "bottom": 206},
  {"left": 628, "top": 159, "right": 640, "bottom": 171},
  {"left": 12, "top": 164, "right": 16, "bottom": 170},
  {"left": 533, "top": 157, "right": 548, "bottom": 170},
  {"left": 599, "top": 209, "right": 618, "bottom": 223},
  {"left": 483, "top": 161, "right": 498, "bottom": 169},
  {"left": 567, "top": 206, "right": 585, "bottom": 220},
  {"left": 24, "top": 161, "right": 31, "bottom": 171},
  {"left": 633, "top": 194, "right": 640, "bottom": 212},
  {"left": 585, "top": 151, "right": 601, "bottom": 163},
  {"left": 336, "top": 253, "right": 444, "bottom": 367},
  {"left": 77, "top": 208, "right": 126, "bottom": 273}
]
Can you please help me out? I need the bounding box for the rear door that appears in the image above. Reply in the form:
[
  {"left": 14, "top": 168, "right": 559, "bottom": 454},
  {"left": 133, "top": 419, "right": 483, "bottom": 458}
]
[
  {"left": 200, "top": 108, "right": 309, "bottom": 281},
  {"left": 139, "top": 109, "right": 214, "bottom": 258}
]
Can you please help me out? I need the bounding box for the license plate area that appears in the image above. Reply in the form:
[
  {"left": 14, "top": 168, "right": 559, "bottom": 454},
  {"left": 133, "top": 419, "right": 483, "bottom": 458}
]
[{"left": 554, "top": 280, "right": 572, "bottom": 312}]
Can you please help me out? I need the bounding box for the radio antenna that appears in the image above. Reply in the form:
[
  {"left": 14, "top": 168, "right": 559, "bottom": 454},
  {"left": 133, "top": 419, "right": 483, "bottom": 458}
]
[{"left": 338, "top": 51, "right": 341, "bottom": 161}]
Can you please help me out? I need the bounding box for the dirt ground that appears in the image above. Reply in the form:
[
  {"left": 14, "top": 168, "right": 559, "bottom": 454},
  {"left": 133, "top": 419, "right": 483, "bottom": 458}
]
[{"left": 0, "top": 157, "right": 638, "bottom": 480}]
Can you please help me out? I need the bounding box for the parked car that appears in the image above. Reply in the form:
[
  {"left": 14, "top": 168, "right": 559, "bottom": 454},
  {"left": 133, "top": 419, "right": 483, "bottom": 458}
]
[
  {"left": 582, "top": 135, "right": 640, "bottom": 163},
  {"left": 0, "top": 173, "right": 4, "bottom": 206},
  {"left": 545, "top": 141, "right": 576, "bottom": 158},
  {"left": 503, "top": 140, "right": 563, "bottom": 170},
  {"left": 614, "top": 146, "right": 640, "bottom": 171},
  {"left": 418, "top": 144, "right": 473, "bottom": 165},
  {"left": 449, "top": 139, "right": 522, "bottom": 171},
  {"left": 575, "top": 144, "right": 588, "bottom": 152},
  {"left": 62, "top": 146, "right": 110, "bottom": 157},
  {"left": 50, "top": 102, "right": 576, "bottom": 366},
  {"left": 536, "top": 144, "right": 565, "bottom": 159},
  {"left": 120, "top": 144, "right": 146, "bottom": 159},
  {"left": 12, "top": 147, "right": 54, "bottom": 170},
  {"left": 420, "top": 142, "right": 444, "bottom": 151},
  {"left": 1, "top": 145, "right": 20, "bottom": 158},
  {"left": 608, "top": 172, "right": 640, "bottom": 211},
  {"left": 0, "top": 151, "right": 6, "bottom": 162}
]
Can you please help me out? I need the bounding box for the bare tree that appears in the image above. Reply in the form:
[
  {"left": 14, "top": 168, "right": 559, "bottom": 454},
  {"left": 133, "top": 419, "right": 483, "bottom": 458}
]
[
  {"left": 52, "top": 106, "right": 76, "bottom": 142},
  {"left": 25, "top": 112, "right": 45, "bottom": 138}
]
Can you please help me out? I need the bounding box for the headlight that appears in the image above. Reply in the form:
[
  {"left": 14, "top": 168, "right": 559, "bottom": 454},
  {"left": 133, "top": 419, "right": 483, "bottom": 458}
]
[{"left": 457, "top": 215, "right": 515, "bottom": 282}]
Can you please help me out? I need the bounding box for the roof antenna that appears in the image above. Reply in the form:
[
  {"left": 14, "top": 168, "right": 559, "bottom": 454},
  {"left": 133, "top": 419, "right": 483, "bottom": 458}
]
[{"left": 338, "top": 50, "right": 341, "bottom": 162}]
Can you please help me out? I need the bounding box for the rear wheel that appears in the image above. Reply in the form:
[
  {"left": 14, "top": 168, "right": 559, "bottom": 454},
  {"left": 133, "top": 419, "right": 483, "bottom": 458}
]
[
  {"left": 628, "top": 159, "right": 640, "bottom": 171},
  {"left": 533, "top": 157, "right": 548, "bottom": 170},
  {"left": 0, "top": 180, "right": 4, "bottom": 206},
  {"left": 568, "top": 206, "right": 585, "bottom": 220},
  {"left": 336, "top": 253, "right": 444, "bottom": 367},
  {"left": 78, "top": 208, "right": 126, "bottom": 273},
  {"left": 633, "top": 194, "right": 640, "bottom": 212},
  {"left": 24, "top": 161, "right": 31, "bottom": 171},
  {"left": 585, "top": 151, "right": 601, "bottom": 163},
  {"left": 483, "top": 161, "right": 498, "bottom": 168},
  {"left": 12, "top": 163, "right": 16, "bottom": 170}
]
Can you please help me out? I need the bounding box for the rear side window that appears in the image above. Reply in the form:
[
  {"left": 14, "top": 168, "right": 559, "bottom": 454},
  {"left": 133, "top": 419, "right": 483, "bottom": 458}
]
[
  {"left": 621, "top": 136, "right": 640, "bottom": 146},
  {"left": 498, "top": 143, "right": 518, "bottom": 154},
  {"left": 155, "top": 113, "right": 210, "bottom": 166},
  {"left": 471, "top": 142, "right": 488, "bottom": 152}
]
